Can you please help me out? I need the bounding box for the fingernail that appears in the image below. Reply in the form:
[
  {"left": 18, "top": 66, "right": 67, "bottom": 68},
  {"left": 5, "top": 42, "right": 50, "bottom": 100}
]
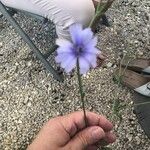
[{"left": 91, "top": 127, "right": 105, "bottom": 141}]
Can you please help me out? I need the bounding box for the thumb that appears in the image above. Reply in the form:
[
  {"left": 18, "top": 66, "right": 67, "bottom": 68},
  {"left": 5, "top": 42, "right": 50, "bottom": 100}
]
[{"left": 66, "top": 126, "right": 105, "bottom": 150}]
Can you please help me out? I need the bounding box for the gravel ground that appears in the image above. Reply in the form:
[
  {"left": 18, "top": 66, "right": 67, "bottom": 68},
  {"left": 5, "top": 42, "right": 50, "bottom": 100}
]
[{"left": 0, "top": 0, "right": 150, "bottom": 149}]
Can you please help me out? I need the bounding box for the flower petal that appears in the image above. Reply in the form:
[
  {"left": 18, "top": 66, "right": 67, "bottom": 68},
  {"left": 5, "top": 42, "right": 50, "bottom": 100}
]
[
  {"left": 86, "top": 47, "right": 100, "bottom": 55},
  {"left": 64, "top": 57, "right": 77, "bottom": 73},
  {"left": 90, "top": 55, "right": 97, "bottom": 68},
  {"left": 56, "top": 47, "right": 73, "bottom": 54},
  {"left": 55, "top": 53, "right": 70, "bottom": 63},
  {"left": 86, "top": 36, "right": 98, "bottom": 48},
  {"left": 69, "top": 24, "right": 82, "bottom": 45},
  {"left": 81, "top": 28, "right": 93, "bottom": 46},
  {"left": 83, "top": 53, "right": 97, "bottom": 68},
  {"left": 79, "top": 57, "right": 90, "bottom": 74},
  {"left": 61, "top": 54, "right": 76, "bottom": 72}
]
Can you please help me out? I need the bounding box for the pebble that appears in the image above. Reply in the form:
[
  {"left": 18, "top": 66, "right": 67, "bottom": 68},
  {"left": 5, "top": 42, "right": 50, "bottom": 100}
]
[
  {"left": 24, "top": 97, "right": 29, "bottom": 104},
  {"left": 135, "top": 136, "right": 141, "bottom": 145},
  {"left": 0, "top": 42, "right": 3, "bottom": 48},
  {"left": 27, "top": 102, "right": 32, "bottom": 107},
  {"left": 26, "top": 61, "right": 32, "bottom": 67},
  {"left": 17, "top": 120, "right": 23, "bottom": 124},
  {"left": 106, "top": 62, "right": 113, "bottom": 68},
  {"left": 127, "top": 134, "right": 133, "bottom": 142},
  {"left": 137, "top": 51, "right": 144, "bottom": 56}
]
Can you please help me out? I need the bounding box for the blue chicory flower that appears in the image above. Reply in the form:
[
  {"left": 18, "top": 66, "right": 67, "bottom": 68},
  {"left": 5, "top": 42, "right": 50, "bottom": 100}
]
[{"left": 55, "top": 24, "right": 100, "bottom": 74}]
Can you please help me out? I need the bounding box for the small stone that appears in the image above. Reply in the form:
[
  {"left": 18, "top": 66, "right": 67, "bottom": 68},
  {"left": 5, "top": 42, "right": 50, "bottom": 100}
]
[
  {"left": 27, "top": 61, "right": 32, "bottom": 67},
  {"left": 138, "top": 51, "right": 143, "bottom": 56},
  {"left": 106, "top": 62, "right": 113, "bottom": 68},
  {"left": 18, "top": 120, "right": 22, "bottom": 124},
  {"left": 134, "top": 40, "right": 139, "bottom": 44},
  {"left": 0, "top": 88, "right": 4, "bottom": 96},
  {"left": 135, "top": 136, "right": 141, "bottom": 145},
  {"left": 68, "top": 100, "right": 71, "bottom": 103},
  {"left": 89, "top": 106, "right": 93, "bottom": 111},
  {"left": 113, "top": 65, "right": 117, "bottom": 68},
  {"left": 27, "top": 102, "right": 32, "bottom": 107},
  {"left": 0, "top": 42, "right": 3, "bottom": 48},
  {"left": 123, "top": 50, "right": 127, "bottom": 54},
  {"left": 128, "top": 136, "right": 133, "bottom": 142},
  {"left": 126, "top": 134, "right": 133, "bottom": 142},
  {"left": 24, "top": 97, "right": 28, "bottom": 104},
  {"left": 56, "top": 112, "right": 60, "bottom": 115}
]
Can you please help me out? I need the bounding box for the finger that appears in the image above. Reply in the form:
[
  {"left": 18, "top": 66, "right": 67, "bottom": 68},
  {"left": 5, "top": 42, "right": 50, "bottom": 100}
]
[
  {"left": 86, "top": 112, "right": 113, "bottom": 132},
  {"left": 104, "top": 132, "right": 116, "bottom": 144},
  {"left": 60, "top": 111, "right": 113, "bottom": 137},
  {"left": 98, "top": 132, "right": 116, "bottom": 147},
  {"left": 66, "top": 126, "right": 105, "bottom": 150}
]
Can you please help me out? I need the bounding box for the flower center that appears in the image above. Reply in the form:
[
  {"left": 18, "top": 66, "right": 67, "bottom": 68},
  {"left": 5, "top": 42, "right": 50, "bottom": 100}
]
[
  {"left": 74, "top": 45, "right": 83, "bottom": 56},
  {"left": 73, "top": 44, "right": 84, "bottom": 57},
  {"left": 77, "top": 46, "right": 83, "bottom": 53}
]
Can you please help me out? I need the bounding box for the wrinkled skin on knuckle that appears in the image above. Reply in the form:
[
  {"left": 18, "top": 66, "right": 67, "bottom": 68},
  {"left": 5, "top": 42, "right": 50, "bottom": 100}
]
[{"left": 78, "top": 132, "right": 89, "bottom": 147}]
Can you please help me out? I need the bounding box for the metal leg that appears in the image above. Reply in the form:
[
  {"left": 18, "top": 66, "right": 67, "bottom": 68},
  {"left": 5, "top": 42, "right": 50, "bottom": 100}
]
[
  {"left": 0, "top": 7, "right": 17, "bottom": 17},
  {"left": 0, "top": 2, "right": 63, "bottom": 82},
  {"left": 43, "top": 45, "right": 58, "bottom": 59}
]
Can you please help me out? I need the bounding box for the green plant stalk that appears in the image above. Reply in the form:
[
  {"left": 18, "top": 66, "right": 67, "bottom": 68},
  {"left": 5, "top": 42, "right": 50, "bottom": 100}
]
[
  {"left": 89, "top": 0, "right": 115, "bottom": 28},
  {"left": 89, "top": 1, "right": 105, "bottom": 27},
  {"left": 77, "top": 59, "right": 88, "bottom": 126}
]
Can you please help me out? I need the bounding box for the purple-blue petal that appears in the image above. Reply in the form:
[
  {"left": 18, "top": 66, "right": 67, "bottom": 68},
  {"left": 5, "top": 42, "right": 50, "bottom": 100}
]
[
  {"left": 79, "top": 57, "right": 90, "bottom": 74},
  {"left": 86, "top": 36, "right": 98, "bottom": 48},
  {"left": 69, "top": 24, "right": 82, "bottom": 45},
  {"left": 85, "top": 46, "right": 100, "bottom": 55},
  {"left": 80, "top": 28, "right": 93, "bottom": 46},
  {"left": 61, "top": 54, "right": 76, "bottom": 70},
  {"left": 64, "top": 57, "right": 77, "bottom": 73},
  {"left": 56, "top": 47, "right": 73, "bottom": 54},
  {"left": 83, "top": 53, "right": 97, "bottom": 68},
  {"left": 55, "top": 53, "right": 70, "bottom": 63}
]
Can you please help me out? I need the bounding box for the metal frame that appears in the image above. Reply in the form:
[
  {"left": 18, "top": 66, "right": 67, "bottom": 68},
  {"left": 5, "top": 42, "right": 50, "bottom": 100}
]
[{"left": 0, "top": 1, "right": 63, "bottom": 82}]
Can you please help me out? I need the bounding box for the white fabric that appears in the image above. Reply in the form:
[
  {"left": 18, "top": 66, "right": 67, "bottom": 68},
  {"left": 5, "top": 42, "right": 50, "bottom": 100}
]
[
  {"left": 134, "top": 82, "right": 150, "bottom": 97},
  {"left": 1, "top": 0, "right": 99, "bottom": 39}
]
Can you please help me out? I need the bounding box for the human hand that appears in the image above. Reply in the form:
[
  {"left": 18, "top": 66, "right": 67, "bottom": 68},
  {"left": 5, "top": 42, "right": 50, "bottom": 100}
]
[{"left": 28, "top": 111, "right": 116, "bottom": 150}]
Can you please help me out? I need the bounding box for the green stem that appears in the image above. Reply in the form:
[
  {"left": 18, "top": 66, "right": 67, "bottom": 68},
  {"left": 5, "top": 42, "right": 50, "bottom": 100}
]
[
  {"left": 77, "top": 59, "right": 88, "bottom": 127},
  {"left": 89, "top": 0, "right": 115, "bottom": 28},
  {"left": 89, "top": 1, "right": 105, "bottom": 28}
]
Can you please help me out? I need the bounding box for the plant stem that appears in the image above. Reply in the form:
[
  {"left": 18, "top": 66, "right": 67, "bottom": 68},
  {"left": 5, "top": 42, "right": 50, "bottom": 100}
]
[
  {"left": 89, "top": 0, "right": 115, "bottom": 28},
  {"left": 89, "top": 1, "right": 105, "bottom": 28},
  {"left": 77, "top": 59, "right": 88, "bottom": 127}
]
